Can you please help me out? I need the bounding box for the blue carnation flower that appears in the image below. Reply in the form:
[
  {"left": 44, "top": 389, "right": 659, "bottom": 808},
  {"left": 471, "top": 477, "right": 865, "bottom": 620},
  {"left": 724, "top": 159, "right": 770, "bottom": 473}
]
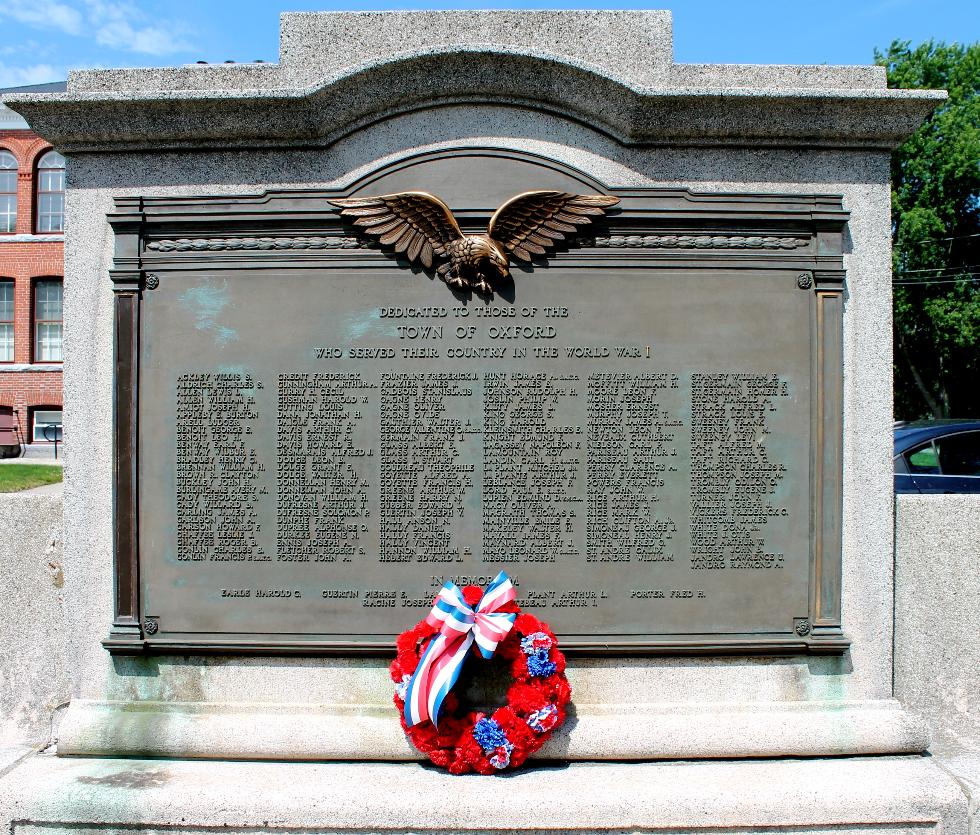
[
  {"left": 473, "top": 717, "right": 509, "bottom": 752},
  {"left": 527, "top": 648, "right": 556, "bottom": 677}
]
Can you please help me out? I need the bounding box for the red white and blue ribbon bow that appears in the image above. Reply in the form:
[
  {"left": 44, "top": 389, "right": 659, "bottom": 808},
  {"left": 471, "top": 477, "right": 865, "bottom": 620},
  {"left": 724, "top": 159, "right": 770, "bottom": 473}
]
[{"left": 403, "top": 571, "right": 517, "bottom": 728}]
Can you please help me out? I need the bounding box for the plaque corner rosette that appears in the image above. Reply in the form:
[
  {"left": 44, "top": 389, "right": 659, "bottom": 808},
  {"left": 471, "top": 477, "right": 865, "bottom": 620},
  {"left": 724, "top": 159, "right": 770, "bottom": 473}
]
[{"left": 391, "top": 571, "right": 571, "bottom": 774}]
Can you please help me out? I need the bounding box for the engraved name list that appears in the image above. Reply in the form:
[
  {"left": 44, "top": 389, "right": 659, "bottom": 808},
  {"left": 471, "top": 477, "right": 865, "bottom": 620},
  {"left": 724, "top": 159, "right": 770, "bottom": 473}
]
[{"left": 139, "top": 266, "right": 811, "bottom": 649}]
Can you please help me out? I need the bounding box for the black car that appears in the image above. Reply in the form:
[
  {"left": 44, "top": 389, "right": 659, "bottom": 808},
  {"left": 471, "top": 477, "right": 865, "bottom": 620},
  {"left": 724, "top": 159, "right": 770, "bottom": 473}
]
[{"left": 894, "top": 420, "right": 980, "bottom": 493}]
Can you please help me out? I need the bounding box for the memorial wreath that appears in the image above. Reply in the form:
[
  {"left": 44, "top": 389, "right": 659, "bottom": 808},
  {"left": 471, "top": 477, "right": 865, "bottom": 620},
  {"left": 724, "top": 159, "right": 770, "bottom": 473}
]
[{"left": 390, "top": 572, "right": 570, "bottom": 774}]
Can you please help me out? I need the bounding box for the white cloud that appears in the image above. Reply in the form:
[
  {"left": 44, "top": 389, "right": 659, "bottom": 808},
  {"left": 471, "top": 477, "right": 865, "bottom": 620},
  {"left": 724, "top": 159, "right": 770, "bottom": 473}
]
[
  {"left": 83, "top": 0, "right": 192, "bottom": 56},
  {"left": 1, "top": 40, "right": 58, "bottom": 61},
  {"left": 0, "top": 3, "right": 83, "bottom": 35},
  {"left": 0, "top": 62, "right": 64, "bottom": 88},
  {"left": 82, "top": 0, "right": 132, "bottom": 22},
  {"left": 0, "top": 1, "right": 194, "bottom": 57},
  {"left": 94, "top": 20, "right": 192, "bottom": 56}
]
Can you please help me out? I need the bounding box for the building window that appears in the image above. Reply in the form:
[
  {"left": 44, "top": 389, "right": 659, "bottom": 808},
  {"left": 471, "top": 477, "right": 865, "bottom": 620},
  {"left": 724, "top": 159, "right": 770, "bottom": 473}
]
[
  {"left": 34, "top": 279, "right": 63, "bottom": 362},
  {"left": 35, "top": 150, "right": 65, "bottom": 233},
  {"left": 32, "top": 408, "right": 62, "bottom": 443},
  {"left": 0, "top": 280, "right": 12, "bottom": 362},
  {"left": 0, "top": 150, "right": 16, "bottom": 233}
]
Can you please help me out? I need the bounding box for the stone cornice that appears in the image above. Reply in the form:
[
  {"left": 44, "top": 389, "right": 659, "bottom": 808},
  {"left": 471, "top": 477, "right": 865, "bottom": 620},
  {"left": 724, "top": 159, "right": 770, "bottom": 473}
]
[{"left": 2, "top": 43, "right": 943, "bottom": 154}]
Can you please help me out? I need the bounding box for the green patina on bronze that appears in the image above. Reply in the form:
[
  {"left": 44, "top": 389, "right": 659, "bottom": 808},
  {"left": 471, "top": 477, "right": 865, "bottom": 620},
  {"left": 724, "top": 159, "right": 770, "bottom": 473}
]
[{"left": 104, "top": 148, "right": 848, "bottom": 657}]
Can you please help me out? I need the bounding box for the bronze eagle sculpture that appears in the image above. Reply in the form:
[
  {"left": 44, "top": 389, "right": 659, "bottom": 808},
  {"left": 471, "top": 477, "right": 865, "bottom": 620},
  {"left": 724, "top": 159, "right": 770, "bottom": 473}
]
[{"left": 328, "top": 191, "right": 620, "bottom": 295}]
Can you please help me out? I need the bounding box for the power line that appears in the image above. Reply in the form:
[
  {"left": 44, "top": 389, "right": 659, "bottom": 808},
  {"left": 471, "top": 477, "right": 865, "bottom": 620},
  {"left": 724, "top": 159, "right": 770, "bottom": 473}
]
[
  {"left": 895, "top": 264, "right": 980, "bottom": 275},
  {"left": 893, "top": 274, "right": 980, "bottom": 286},
  {"left": 908, "top": 232, "right": 980, "bottom": 245}
]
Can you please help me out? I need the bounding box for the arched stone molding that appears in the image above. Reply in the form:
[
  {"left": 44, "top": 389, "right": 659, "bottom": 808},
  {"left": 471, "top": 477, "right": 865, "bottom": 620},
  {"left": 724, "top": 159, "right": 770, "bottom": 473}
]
[{"left": 3, "top": 21, "right": 942, "bottom": 154}]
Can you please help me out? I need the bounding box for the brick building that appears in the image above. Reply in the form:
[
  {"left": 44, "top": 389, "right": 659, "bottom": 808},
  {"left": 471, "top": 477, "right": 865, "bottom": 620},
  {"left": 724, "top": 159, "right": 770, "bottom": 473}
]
[{"left": 0, "top": 82, "right": 67, "bottom": 457}]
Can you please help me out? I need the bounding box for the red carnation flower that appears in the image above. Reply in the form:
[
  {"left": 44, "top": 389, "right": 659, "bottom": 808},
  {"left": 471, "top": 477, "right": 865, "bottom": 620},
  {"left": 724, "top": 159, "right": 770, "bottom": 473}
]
[{"left": 461, "top": 585, "right": 483, "bottom": 607}]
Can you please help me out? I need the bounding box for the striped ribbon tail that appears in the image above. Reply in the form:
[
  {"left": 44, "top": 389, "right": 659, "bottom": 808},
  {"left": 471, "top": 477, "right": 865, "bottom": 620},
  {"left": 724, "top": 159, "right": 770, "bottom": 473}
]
[{"left": 402, "top": 571, "right": 518, "bottom": 728}]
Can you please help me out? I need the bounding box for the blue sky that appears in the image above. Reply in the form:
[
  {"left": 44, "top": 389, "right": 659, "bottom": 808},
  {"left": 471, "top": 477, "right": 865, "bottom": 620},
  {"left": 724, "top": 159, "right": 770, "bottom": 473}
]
[{"left": 0, "top": 0, "right": 977, "bottom": 88}]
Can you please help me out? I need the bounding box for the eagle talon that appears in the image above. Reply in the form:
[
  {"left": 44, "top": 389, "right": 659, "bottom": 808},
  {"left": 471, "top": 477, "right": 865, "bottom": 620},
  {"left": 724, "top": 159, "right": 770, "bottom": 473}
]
[
  {"left": 472, "top": 279, "right": 493, "bottom": 296},
  {"left": 445, "top": 275, "right": 466, "bottom": 290}
]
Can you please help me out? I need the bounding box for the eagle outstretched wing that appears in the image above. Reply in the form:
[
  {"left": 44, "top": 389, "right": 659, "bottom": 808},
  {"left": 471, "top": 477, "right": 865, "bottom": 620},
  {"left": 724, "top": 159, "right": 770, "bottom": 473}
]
[
  {"left": 487, "top": 191, "right": 620, "bottom": 262},
  {"left": 327, "top": 192, "right": 464, "bottom": 269}
]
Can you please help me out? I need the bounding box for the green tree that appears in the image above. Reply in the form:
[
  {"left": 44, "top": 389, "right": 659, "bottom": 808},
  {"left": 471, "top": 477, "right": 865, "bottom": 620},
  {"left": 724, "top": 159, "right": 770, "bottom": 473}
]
[{"left": 876, "top": 40, "right": 980, "bottom": 419}]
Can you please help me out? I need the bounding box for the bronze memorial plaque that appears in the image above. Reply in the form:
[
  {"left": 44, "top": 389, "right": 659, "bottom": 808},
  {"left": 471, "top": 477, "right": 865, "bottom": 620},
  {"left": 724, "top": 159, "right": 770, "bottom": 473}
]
[{"left": 105, "top": 151, "right": 848, "bottom": 654}]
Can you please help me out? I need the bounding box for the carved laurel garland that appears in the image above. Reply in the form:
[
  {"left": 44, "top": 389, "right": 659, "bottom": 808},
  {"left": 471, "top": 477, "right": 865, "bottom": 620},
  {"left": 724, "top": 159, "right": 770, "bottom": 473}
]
[
  {"left": 583, "top": 235, "right": 810, "bottom": 250},
  {"left": 146, "top": 236, "right": 374, "bottom": 252},
  {"left": 146, "top": 234, "right": 809, "bottom": 253}
]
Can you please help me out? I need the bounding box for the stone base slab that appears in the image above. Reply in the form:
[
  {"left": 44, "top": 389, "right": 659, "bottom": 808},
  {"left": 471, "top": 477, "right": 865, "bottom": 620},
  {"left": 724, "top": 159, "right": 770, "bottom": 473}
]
[
  {"left": 56, "top": 697, "right": 930, "bottom": 760},
  {"left": 938, "top": 751, "right": 980, "bottom": 825},
  {"left": 0, "top": 747, "right": 33, "bottom": 778},
  {"left": 0, "top": 753, "right": 971, "bottom": 835}
]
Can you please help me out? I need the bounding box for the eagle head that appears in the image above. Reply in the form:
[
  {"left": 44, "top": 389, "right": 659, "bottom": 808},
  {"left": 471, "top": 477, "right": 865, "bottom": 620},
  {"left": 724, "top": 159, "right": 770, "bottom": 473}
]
[{"left": 472, "top": 235, "right": 511, "bottom": 280}]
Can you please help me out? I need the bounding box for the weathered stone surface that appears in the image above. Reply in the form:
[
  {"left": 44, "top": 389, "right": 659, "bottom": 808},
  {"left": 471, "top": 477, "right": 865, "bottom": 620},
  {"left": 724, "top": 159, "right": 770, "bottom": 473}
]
[
  {"left": 0, "top": 495, "right": 68, "bottom": 747},
  {"left": 55, "top": 698, "right": 929, "bottom": 761},
  {"left": 895, "top": 495, "right": 980, "bottom": 751},
  {"left": 0, "top": 754, "right": 971, "bottom": 835},
  {"left": 278, "top": 10, "right": 675, "bottom": 86},
  {"left": 37, "top": 11, "right": 888, "bottom": 95},
  {"left": 1, "top": 11, "right": 940, "bottom": 152},
  {"left": 938, "top": 751, "right": 980, "bottom": 832},
  {"left": 0, "top": 746, "right": 33, "bottom": 777}
]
